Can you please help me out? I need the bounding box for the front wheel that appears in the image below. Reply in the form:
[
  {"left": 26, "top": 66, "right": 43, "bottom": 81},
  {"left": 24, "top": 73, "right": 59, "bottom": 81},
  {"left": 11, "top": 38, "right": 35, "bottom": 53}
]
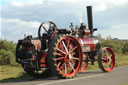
[{"left": 98, "top": 47, "right": 115, "bottom": 72}]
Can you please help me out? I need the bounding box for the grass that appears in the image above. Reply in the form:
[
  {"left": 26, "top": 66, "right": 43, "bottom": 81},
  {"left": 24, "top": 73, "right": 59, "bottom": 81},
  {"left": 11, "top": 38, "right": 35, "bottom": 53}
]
[
  {"left": 115, "top": 53, "right": 128, "bottom": 67},
  {"left": 0, "top": 65, "right": 32, "bottom": 82},
  {"left": 0, "top": 65, "right": 23, "bottom": 80},
  {"left": 0, "top": 54, "right": 128, "bottom": 82}
]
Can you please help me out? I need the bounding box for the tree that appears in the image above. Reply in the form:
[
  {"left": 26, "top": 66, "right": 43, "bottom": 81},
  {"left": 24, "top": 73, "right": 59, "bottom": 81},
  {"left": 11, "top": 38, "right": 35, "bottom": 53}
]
[{"left": 122, "top": 42, "right": 128, "bottom": 54}]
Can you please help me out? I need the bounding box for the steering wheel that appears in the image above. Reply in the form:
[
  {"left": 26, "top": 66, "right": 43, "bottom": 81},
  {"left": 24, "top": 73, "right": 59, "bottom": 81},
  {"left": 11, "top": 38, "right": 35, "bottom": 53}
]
[{"left": 38, "top": 20, "right": 58, "bottom": 38}]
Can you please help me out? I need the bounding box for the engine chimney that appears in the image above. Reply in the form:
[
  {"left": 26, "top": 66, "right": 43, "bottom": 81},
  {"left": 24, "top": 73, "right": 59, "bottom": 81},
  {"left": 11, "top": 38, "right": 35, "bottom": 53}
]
[{"left": 87, "top": 6, "right": 93, "bottom": 36}]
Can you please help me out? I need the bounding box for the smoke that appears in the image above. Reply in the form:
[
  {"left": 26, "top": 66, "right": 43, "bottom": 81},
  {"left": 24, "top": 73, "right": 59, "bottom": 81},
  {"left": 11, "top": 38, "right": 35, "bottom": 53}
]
[{"left": 80, "top": 17, "right": 84, "bottom": 23}]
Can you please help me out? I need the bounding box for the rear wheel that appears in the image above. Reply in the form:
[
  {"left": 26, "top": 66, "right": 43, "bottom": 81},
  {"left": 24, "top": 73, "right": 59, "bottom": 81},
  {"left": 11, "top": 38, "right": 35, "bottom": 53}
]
[
  {"left": 47, "top": 35, "right": 82, "bottom": 78},
  {"left": 98, "top": 47, "right": 115, "bottom": 72}
]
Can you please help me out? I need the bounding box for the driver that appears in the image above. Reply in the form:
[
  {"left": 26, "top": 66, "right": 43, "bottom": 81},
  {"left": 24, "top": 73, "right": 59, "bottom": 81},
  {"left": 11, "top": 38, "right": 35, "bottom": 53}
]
[{"left": 79, "top": 23, "right": 87, "bottom": 37}]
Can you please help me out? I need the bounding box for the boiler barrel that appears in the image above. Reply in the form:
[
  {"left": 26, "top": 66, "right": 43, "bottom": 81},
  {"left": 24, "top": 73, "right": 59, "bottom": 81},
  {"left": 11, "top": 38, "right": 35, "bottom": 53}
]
[{"left": 77, "top": 37, "right": 100, "bottom": 52}]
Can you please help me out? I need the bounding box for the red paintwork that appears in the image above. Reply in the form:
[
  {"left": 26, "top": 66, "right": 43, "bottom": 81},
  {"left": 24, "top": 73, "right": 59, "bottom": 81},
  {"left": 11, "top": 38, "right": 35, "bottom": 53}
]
[
  {"left": 77, "top": 37, "right": 95, "bottom": 52},
  {"left": 84, "top": 29, "right": 90, "bottom": 35},
  {"left": 31, "top": 40, "right": 41, "bottom": 51},
  {"left": 31, "top": 40, "right": 47, "bottom": 68},
  {"left": 50, "top": 31, "right": 58, "bottom": 40},
  {"left": 40, "top": 52, "right": 47, "bottom": 68}
]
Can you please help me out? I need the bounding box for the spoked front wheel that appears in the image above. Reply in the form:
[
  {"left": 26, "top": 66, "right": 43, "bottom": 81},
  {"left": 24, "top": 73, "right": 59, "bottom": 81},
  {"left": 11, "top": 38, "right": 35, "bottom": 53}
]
[{"left": 98, "top": 47, "right": 115, "bottom": 72}]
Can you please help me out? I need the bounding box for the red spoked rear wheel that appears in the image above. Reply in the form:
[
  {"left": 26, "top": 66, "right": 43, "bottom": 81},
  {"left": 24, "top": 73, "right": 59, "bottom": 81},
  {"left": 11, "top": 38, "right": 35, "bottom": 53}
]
[
  {"left": 98, "top": 47, "right": 115, "bottom": 72},
  {"left": 47, "top": 35, "right": 82, "bottom": 78},
  {"left": 79, "top": 53, "right": 88, "bottom": 72}
]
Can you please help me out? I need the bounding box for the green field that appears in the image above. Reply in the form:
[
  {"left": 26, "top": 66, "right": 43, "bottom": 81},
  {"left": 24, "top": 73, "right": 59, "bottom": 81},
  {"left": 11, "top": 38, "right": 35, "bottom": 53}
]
[{"left": 0, "top": 53, "right": 128, "bottom": 82}]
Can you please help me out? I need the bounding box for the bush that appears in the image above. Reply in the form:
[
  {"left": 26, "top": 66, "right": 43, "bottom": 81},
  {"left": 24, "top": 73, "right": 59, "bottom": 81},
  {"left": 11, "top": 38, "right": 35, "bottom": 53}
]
[
  {"left": 122, "top": 42, "right": 128, "bottom": 54},
  {"left": 0, "top": 39, "right": 16, "bottom": 53},
  {"left": 0, "top": 49, "right": 16, "bottom": 65},
  {"left": 101, "top": 39, "right": 125, "bottom": 53},
  {"left": 0, "top": 39, "right": 16, "bottom": 65}
]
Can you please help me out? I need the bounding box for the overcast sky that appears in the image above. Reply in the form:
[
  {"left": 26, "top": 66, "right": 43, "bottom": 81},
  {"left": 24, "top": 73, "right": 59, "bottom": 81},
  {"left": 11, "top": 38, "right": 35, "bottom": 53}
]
[{"left": 0, "top": 0, "right": 128, "bottom": 42}]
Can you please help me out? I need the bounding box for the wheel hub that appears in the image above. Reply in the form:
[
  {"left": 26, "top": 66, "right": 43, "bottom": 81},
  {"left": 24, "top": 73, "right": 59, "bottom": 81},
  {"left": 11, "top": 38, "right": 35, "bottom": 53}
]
[
  {"left": 63, "top": 52, "right": 72, "bottom": 61},
  {"left": 68, "top": 53, "right": 72, "bottom": 59}
]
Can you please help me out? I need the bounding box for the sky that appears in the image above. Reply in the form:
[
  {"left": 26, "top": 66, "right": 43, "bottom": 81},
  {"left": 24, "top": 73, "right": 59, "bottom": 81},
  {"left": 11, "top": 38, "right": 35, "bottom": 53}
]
[{"left": 0, "top": 0, "right": 128, "bottom": 42}]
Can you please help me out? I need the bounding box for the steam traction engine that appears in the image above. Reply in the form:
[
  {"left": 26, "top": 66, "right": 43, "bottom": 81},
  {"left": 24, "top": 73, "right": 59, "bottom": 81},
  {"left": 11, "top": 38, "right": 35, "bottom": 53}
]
[{"left": 16, "top": 6, "right": 115, "bottom": 78}]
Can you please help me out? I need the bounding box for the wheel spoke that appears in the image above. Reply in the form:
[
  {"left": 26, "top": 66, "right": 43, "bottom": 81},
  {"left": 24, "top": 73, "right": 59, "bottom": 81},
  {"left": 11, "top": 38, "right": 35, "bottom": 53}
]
[
  {"left": 55, "top": 56, "right": 64, "bottom": 61},
  {"left": 71, "top": 52, "right": 76, "bottom": 56},
  {"left": 59, "top": 41, "right": 64, "bottom": 48},
  {"left": 72, "top": 61, "right": 75, "bottom": 66},
  {"left": 66, "top": 38, "right": 70, "bottom": 50},
  {"left": 109, "top": 54, "right": 112, "bottom": 58},
  {"left": 57, "top": 62, "right": 61, "bottom": 67},
  {"left": 70, "top": 46, "right": 77, "bottom": 53},
  {"left": 68, "top": 44, "right": 72, "bottom": 53},
  {"left": 105, "top": 62, "right": 109, "bottom": 68},
  {"left": 72, "top": 56, "right": 79, "bottom": 61},
  {"left": 108, "top": 54, "right": 112, "bottom": 63},
  {"left": 42, "top": 25, "right": 48, "bottom": 32},
  {"left": 56, "top": 48, "right": 66, "bottom": 54},
  {"left": 48, "top": 23, "right": 51, "bottom": 32},
  {"left": 62, "top": 41, "right": 69, "bottom": 53},
  {"left": 55, "top": 52, "right": 63, "bottom": 56},
  {"left": 108, "top": 57, "right": 112, "bottom": 64},
  {"left": 69, "top": 62, "right": 75, "bottom": 72},
  {"left": 49, "top": 23, "right": 51, "bottom": 29},
  {"left": 64, "top": 54, "right": 68, "bottom": 58},
  {"left": 70, "top": 59, "right": 75, "bottom": 65},
  {"left": 104, "top": 49, "right": 109, "bottom": 56},
  {"left": 60, "top": 62, "right": 66, "bottom": 70},
  {"left": 102, "top": 57, "right": 106, "bottom": 60},
  {"left": 105, "top": 60, "right": 111, "bottom": 68}
]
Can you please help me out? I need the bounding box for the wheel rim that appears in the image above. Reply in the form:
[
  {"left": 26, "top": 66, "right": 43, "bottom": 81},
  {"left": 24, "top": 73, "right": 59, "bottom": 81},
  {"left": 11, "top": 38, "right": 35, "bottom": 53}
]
[
  {"left": 54, "top": 36, "right": 82, "bottom": 77},
  {"left": 79, "top": 53, "right": 88, "bottom": 72},
  {"left": 101, "top": 47, "right": 115, "bottom": 72}
]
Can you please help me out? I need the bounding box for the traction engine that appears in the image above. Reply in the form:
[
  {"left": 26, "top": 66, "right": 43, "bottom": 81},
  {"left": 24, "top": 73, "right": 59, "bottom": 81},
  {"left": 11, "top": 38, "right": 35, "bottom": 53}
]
[{"left": 16, "top": 6, "right": 115, "bottom": 78}]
